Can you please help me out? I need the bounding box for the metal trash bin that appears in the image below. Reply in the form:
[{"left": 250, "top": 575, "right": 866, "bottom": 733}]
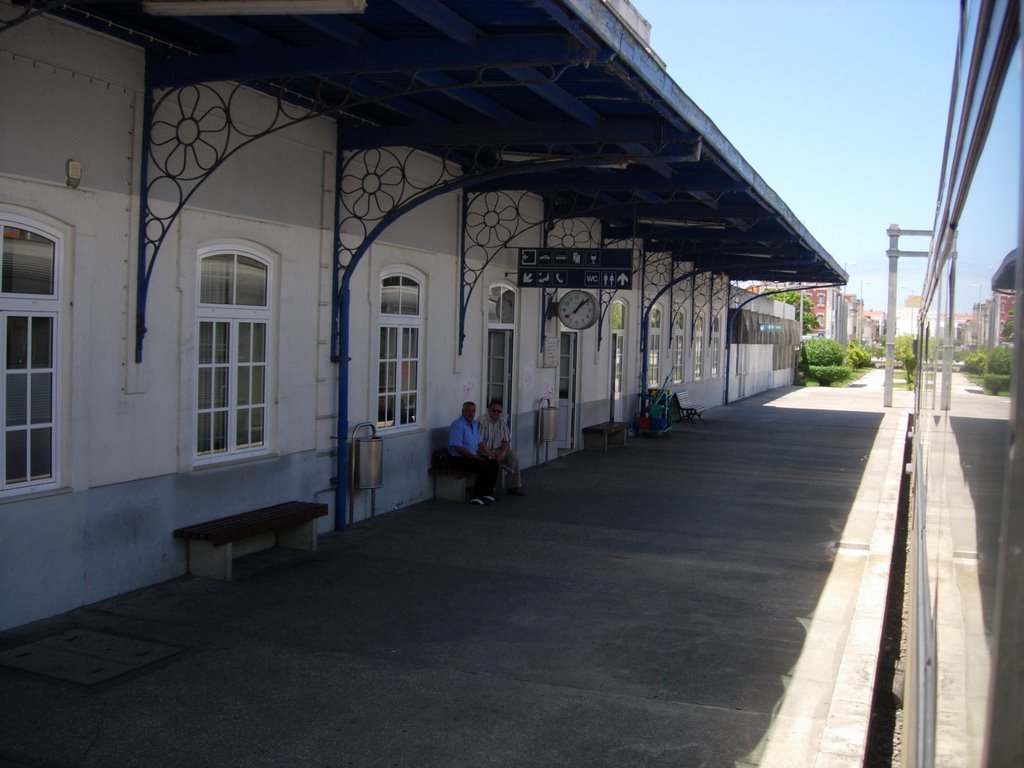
[
  {"left": 353, "top": 423, "right": 383, "bottom": 489},
  {"left": 538, "top": 397, "right": 558, "bottom": 443}
]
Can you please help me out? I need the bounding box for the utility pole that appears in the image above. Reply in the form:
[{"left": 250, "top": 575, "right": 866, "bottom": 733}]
[{"left": 885, "top": 225, "right": 931, "bottom": 407}]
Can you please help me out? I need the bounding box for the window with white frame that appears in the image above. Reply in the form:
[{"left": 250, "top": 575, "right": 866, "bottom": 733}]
[
  {"left": 0, "top": 219, "right": 59, "bottom": 493},
  {"left": 486, "top": 285, "right": 515, "bottom": 414},
  {"left": 710, "top": 316, "right": 721, "bottom": 377},
  {"left": 693, "top": 314, "right": 705, "bottom": 379},
  {"left": 647, "top": 305, "right": 662, "bottom": 387},
  {"left": 672, "top": 312, "right": 686, "bottom": 382},
  {"left": 377, "top": 271, "right": 421, "bottom": 430},
  {"left": 196, "top": 248, "right": 270, "bottom": 460}
]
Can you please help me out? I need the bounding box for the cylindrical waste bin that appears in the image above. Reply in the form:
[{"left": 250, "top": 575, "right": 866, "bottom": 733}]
[
  {"left": 538, "top": 398, "right": 558, "bottom": 443},
  {"left": 353, "top": 424, "right": 383, "bottom": 489}
]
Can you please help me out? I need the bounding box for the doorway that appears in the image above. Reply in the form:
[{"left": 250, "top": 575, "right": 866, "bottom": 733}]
[
  {"left": 610, "top": 301, "right": 626, "bottom": 422},
  {"left": 557, "top": 331, "right": 578, "bottom": 450}
]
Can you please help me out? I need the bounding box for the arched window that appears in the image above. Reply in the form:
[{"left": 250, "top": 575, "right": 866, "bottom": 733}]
[
  {"left": 486, "top": 285, "right": 515, "bottom": 413},
  {"left": 0, "top": 217, "right": 60, "bottom": 493},
  {"left": 647, "top": 305, "right": 662, "bottom": 387},
  {"left": 672, "top": 312, "right": 686, "bottom": 383},
  {"left": 693, "top": 314, "right": 705, "bottom": 379},
  {"left": 377, "top": 271, "right": 422, "bottom": 430},
  {"left": 196, "top": 247, "right": 271, "bottom": 460},
  {"left": 710, "top": 316, "right": 722, "bottom": 377}
]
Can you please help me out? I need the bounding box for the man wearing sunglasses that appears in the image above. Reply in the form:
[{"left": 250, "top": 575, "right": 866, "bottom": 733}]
[{"left": 478, "top": 399, "right": 525, "bottom": 497}]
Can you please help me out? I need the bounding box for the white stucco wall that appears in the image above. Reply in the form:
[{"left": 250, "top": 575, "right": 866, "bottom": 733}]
[{"left": 0, "top": 9, "right": 803, "bottom": 631}]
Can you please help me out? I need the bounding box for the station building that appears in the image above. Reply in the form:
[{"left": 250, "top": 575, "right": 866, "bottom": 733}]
[{"left": 0, "top": 0, "right": 843, "bottom": 630}]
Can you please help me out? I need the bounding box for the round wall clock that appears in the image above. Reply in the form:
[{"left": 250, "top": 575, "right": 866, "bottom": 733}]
[{"left": 556, "top": 289, "right": 599, "bottom": 330}]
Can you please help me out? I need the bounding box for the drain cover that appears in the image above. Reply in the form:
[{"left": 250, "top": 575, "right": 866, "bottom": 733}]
[{"left": 0, "top": 629, "right": 181, "bottom": 685}]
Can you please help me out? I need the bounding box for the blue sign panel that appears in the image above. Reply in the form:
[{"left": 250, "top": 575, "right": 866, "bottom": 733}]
[{"left": 517, "top": 248, "right": 633, "bottom": 289}]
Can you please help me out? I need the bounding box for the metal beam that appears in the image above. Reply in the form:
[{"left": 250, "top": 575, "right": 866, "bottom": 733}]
[
  {"left": 148, "top": 34, "right": 596, "bottom": 88},
  {"left": 340, "top": 117, "right": 692, "bottom": 149}
]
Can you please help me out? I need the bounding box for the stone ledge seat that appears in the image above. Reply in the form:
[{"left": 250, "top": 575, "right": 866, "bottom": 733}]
[{"left": 173, "top": 500, "right": 327, "bottom": 581}]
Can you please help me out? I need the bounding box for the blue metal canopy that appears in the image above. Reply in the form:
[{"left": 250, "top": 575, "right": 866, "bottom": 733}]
[{"left": 22, "top": 0, "right": 844, "bottom": 285}]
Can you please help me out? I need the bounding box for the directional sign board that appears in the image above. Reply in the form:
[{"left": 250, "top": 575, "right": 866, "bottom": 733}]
[{"left": 517, "top": 248, "right": 633, "bottom": 290}]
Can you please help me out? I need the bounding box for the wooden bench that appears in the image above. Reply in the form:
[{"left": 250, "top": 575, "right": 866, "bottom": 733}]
[
  {"left": 582, "top": 421, "right": 629, "bottom": 451},
  {"left": 173, "top": 500, "right": 327, "bottom": 581},
  {"left": 430, "top": 448, "right": 475, "bottom": 501},
  {"left": 674, "top": 390, "right": 707, "bottom": 422}
]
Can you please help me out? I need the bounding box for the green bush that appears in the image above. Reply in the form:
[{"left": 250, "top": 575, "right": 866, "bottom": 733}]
[
  {"left": 802, "top": 337, "right": 844, "bottom": 366},
  {"left": 846, "top": 342, "right": 872, "bottom": 369},
  {"left": 987, "top": 346, "right": 1013, "bottom": 376},
  {"left": 963, "top": 350, "right": 987, "bottom": 375},
  {"left": 983, "top": 374, "right": 1011, "bottom": 395},
  {"left": 808, "top": 365, "right": 852, "bottom": 386}
]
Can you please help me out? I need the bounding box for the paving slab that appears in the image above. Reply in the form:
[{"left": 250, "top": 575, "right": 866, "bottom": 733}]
[{"left": 0, "top": 370, "right": 912, "bottom": 767}]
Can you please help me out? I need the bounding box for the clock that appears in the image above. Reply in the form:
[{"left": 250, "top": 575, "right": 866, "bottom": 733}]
[{"left": 556, "top": 289, "right": 599, "bottom": 330}]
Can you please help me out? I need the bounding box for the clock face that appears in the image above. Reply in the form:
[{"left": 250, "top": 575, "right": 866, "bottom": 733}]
[{"left": 557, "top": 290, "right": 598, "bottom": 330}]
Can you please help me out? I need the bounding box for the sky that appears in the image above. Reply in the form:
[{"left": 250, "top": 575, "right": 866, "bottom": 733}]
[{"left": 634, "top": 0, "right": 1019, "bottom": 314}]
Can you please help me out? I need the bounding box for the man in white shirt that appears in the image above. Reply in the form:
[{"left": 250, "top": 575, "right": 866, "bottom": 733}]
[{"left": 478, "top": 399, "right": 525, "bottom": 496}]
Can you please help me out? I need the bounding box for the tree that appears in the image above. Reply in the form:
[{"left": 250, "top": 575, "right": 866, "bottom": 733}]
[
  {"left": 1001, "top": 306, "right": 1014, "bottom": 341},
  {"left": 847, "top": 341, "right": 872, "bottom": 368},
  {"left": 894, "top": 334, "right": 917, "bottom": 385},
  {"left": 774, "top": 291, "right": 820, "bottom": 335},
  {"left": 801, "top": 337, "right": 851, "bottom": 386}
]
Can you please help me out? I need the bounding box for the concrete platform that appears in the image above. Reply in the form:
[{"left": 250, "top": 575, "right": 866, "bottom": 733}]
[{"left": 0, "top": 370, "right": 914, "bottom": 767}]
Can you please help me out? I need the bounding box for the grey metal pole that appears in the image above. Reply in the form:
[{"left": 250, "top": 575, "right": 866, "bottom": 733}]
[{"left": 885, "top": 226, "right": 899, "bottom": 407}]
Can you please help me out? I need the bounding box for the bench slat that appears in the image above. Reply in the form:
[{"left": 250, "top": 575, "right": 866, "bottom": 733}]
[{"left": 174, "top": 501, "right": 327, "bottom": 546}]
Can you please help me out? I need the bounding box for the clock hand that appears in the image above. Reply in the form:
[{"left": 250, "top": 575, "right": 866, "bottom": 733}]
[{"left": 570, "top": 298, "right": 588, "bottom": 316}]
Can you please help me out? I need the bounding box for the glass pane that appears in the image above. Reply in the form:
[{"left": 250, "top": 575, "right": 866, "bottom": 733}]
[
  {"left": 6, "top": 374, "right": 26, "bottom": 426},
  {"left": 236, "top": 409, "right": 250, "bottom": 447},
  {"left": 198, "top": 322, "right": 213, "bottom": 365},
  {"left": 379, "top": 327, "right": 397, "bottom": 358},
  {"left": 214, "top": 323, "right": 229, "bottom": 363},
  {"left": 237, "top": 367, "right": 250, "bottom": 405},
  {"left": 6, "top": 429, "right": 26, "bottom": 483},
  {"left": 29, "top": 427, "right": 51, "bottom": 479},
  {"left": 197, "top": 368, "right": 211, "bottom": 409},
  {"left": 488, "top": 286, "right": 501, "bottom": 324},
  {"left": 212, "top": 411, "right": 227, "bottom": 452},
  {"left": 251, "top": 407, "right": 264, "bottom": 446},
  {"left": 377, "top": 394, "right": 394, "bottom": 427},
  {"left": 238, "top": 323, "right": 251, "bottom": 364},
  {"left": 403, "top": 327, "right": 418, "bottom": 358},
  {"left": 380, "top": 276, "right": 401, "bottom": 315},
  {"left": 200, "top": 254, "right": 233, "bottom": 304},
  {"left": 252, "top": 323, "right": 266, "bottom": 362},
  {"left": 235, "top": 256, "right": 267, "bottom": 306},
  {"left": 30, "top": 372, "right": 51, "bottom": 424},
  {"left": 213, "top": 368, "right": 228, "bottom": 408},
  {"left": 2, "top": 227, "right": 55, "bottom": 295},
  {"left": 30, "top": 317, "right": 52, "bottom": 368},
  {"left": 399, "top": 277, "right": 420, "bottom": 315},
  {"left": 251, "top": 366, "right": 265, "bottom": 405},
  {"left": 498, "top": 288, "right": 514, "bottom": 323},
  {"left": 379, "top": 361, "right": 396, "bottom": 392},
  {"left": 402, "top": 361, "right": 417, "bottom": 391},
  {"left": 612, "top": 301, "right": 624, "bottom": 330},
  {"left": 401, "top": 393, "right": 417, "bottom": 425},
  {"left": 6, "top": 316, "right": 27, "bottom": 370},
  {"left": 196, "top": 412, "right": 210, "bottom": 453}
]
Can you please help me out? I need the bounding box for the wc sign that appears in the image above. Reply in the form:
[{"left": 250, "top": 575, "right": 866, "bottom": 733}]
[{"left": 517, "top": 247, "right": 633, "bottom": 289}]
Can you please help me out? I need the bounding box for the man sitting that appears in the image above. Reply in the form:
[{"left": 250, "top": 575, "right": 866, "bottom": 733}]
[
  {"left": 478, "top": 399, "right": 525, "bottom": 496},
  {"left": 447, "top": 401, "right": 500, "bottom": 505}
]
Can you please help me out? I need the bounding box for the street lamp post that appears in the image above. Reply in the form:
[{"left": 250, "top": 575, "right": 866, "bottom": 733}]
[{"left": 885, "top": 225, "right": 931, "bottom": 408}]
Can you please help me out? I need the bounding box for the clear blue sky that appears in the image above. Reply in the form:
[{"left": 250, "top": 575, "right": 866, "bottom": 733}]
[{"left": 636, "top": 0, "right": 1018, "bottom": 314}]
